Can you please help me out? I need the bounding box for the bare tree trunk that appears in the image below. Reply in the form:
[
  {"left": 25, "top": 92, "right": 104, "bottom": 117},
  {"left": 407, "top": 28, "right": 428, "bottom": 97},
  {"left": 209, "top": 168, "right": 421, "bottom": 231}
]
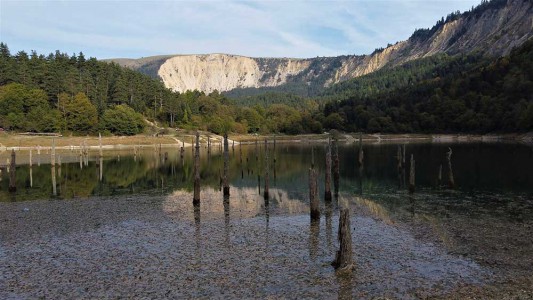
[
  {"left": 264, "top": 140, "right": 269, "bottom": 199},
  {"left": 193, "top": 131, "right": 201, "bottom": 204},
  {"left": 332, "top": 208, "right": 353, "bottom": 274},
  {"left": 325, "top": 138, "right": 332, "bottom": 202},
  {"left": 333, "top": 139, "right": 340, "bottom": 196},
  {"left": 447, "top": 147, "right": 455, "bottom": 188},
  {"left": 309, "top": 167, "right": 320, "bottom": 220},
  {"left": 409, "top": 154, "right": 415, "bottom": 194},
  {"left": 9, "top": 150, "right": 16, "bottom": 192},
  {"left": 223, "top": 134, "right": 230, "bottom": 196}
]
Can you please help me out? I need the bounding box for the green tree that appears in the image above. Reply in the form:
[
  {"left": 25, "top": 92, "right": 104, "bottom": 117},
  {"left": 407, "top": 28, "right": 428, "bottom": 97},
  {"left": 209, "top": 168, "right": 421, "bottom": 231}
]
[
  {"left": 65, "top": 92, "right": 98, "bottom": 133},
  {"left": 102, "top": 104, "right": 145, "bottom": 135}
]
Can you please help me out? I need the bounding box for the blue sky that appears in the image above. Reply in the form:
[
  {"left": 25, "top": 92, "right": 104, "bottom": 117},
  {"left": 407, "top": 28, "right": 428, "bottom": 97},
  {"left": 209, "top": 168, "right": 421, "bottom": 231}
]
[{"left": 1, "top": 0, "right": 481, "bottom": 59}]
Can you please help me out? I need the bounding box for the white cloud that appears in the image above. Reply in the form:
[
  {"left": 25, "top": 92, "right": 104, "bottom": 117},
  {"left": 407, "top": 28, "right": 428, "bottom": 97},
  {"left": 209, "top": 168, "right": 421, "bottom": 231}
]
[{"left": 0, "top": 0, "right": 481, "bottom": 59}]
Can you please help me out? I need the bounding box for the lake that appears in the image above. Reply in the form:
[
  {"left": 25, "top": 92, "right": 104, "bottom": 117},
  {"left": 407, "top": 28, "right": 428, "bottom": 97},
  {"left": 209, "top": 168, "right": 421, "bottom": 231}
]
[{"left": 1, "top": 141, "right": 532, "bottom": 298}]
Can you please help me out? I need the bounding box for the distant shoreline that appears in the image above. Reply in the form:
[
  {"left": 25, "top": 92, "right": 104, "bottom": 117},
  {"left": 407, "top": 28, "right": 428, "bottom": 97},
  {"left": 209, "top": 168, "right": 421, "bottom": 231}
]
[{"left": 0, "top": 132, "right": 531, "bottom": 151}]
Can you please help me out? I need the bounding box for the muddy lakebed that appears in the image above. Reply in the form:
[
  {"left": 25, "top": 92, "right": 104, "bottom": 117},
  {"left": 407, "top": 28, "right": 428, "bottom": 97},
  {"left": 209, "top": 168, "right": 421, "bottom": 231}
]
[{"left": 1, "top": 141, "right": 532, "bottom": 299}]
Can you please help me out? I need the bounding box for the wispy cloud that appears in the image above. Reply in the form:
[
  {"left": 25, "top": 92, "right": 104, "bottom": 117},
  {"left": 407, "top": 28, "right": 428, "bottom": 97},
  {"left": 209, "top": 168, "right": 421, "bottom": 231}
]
[{"left": 0, "top": 0, "right": 481, "bottom": 59}]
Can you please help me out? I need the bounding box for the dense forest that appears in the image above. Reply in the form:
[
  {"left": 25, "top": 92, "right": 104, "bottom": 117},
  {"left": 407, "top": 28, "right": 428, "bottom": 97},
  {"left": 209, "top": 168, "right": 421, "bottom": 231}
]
[
  {"left": 0, "top": 43, "right": 321, "bottom": 135},
  {"left": 321, "top": 38, "right": 533, "bottom": 133},
  {"left": 0, "top": 36, "right": 532, "bottom": 136}
]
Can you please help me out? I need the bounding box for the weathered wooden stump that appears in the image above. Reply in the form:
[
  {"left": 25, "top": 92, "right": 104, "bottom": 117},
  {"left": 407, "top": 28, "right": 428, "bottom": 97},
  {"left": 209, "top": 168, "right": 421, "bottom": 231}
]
[
  {"left": 99, "top": 132, "right": 103, "bottom": 157},
  {"left": 333, "top": 139, "right": 340, "bottom": 196},
  {"left": 447, "top": 147, "right": 455, "bottom": 188},
  {"left": 309, "top": 167, "right": 320, "bottom": 220},
  {"left": 324, "top": 138, "right": 332, "bottom": 202},
  {"left": 9, "top": 149, "right": 16, "bottom": 192},
  {"left": 223, "top": 134, "right": 230, "bottom": 196},
  {"left": 193, "top": 131, "right": 201, "bottom": 205},
  {"left": 409, "top": 154, "right": 415, "bottom": 194},
  {"left": 332, "top": 208, "right": 353, "bottom": 274},
  {"left": 264, "top": 140, "right": 269, "bottom": 199}
]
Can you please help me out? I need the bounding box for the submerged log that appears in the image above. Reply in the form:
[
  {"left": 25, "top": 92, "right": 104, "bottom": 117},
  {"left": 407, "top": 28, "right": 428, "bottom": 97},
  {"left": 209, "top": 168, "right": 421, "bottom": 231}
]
[
  {"left": 193, "top": 131, "right": 201, "bottom": 204},
  {"left": 309, "top": 167, "right": 320, "bottom": 220},
  {"left": 223, "top": 134, "right": 230, "bottom": 196},
  {"left": 324, "top": 138, "right": 332, "bottom": 202},
  {"left": 332, "top": 208, "right": 353, "bottom": 274},
  {"left": 9, "top": 149, "right": 16, "bottom": 192},
  {"left": 409, "top": 154, "right": 415, "bottom": 194}
]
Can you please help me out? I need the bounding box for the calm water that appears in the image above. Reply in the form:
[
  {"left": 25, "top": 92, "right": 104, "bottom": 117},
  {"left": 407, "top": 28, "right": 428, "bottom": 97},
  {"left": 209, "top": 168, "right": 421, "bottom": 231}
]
[
  {"left": 1, "top": 142, "right": 532, "bottom": 202},
  {"left": 1, "top": 141, "right": 532, "bottom": 297}
]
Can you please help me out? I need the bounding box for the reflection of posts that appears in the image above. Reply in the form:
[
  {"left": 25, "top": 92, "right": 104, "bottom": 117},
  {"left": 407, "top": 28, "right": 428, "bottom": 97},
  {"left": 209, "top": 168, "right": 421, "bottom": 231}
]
[
  {"left": 193, "top": 132, "right": 201, "bottom": 205},
  {"left": 324, "top": 138, "right": 332, "bottom": 202},
  {"left": 9, "top": 149, "right": 16, "bottom": 192},
  {"left": 99, "top": 156, "right": 103, "bottom": 181},
  {"left": 223, "top": 194, "right": 230, "bottom": 247},
  {"left": 223, "top": 134, "right": 230, "bottom": 196},
  {"left": 332, "top": 208, "right": 353, "bottom": 274},
  {"left": 325, "top": 201, "right": 333, "bottom": 250},
  {"left": 447, "top": 147, "right": 455, "bottom": 188},
  {"left": 409, "top": 154, "right": 415, "bottom": 194},
  {"left": 309, "top": 219, "right": 320, "bottom": 260},
  {"left": 309, "top": 168, "right": 320, "bottom": 220},
  {"left": 193, "top": 201, "right": 201, "bottom": 257}
]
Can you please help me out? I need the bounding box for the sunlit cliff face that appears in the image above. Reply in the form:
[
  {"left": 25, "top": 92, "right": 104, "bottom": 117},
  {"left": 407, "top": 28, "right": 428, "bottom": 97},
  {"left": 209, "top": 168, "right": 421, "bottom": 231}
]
[{"left": 110, "top": 0, "right": 532, "bottom": 94}]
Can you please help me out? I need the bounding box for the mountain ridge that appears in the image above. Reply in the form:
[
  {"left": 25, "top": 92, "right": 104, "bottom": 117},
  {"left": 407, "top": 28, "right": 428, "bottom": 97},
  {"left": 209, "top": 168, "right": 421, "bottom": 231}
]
[{"left": 106, "top": 0, "right": 532, "bottom": 94}]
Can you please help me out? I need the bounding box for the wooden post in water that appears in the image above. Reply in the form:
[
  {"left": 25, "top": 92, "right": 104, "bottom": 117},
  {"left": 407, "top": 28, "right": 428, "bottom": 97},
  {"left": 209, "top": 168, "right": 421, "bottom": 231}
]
[
  {"left": 38, "top": 145, "right": 41, "bottom": 166},
  {"left": 332, "top": 207, "right": 353, "bottom": 274},
  {"left": 311, "top": 146, "right": 315, "bottom": 169},
  {"left": 9, "top": 149, "right": 16, "bottom": 192},
  {"left": 409, "top": 154, "right": 415, "bottom": 194},
  {"left": 51, "top": 139, "right": 57, "bottom": 196},
  {"left": 207, "top": 136, "right": 211, "bottom": 154},
  {"left": 57, "top": 155, "right": 61, "bottom": 177},
  {"left": 438, "top": 164, "right": 442, "bottom": 187},
  {"left": 324, "top": 138, "right": 332, "bottom": 202},
  {"left": 264, "top": 139, "right": 269, "bottom": 199},
  {"left": 193, "top": 131, "right": 201, "bottom": 205},
  {"left": 255, "top": 138, "right": 258, "bottom": 161},
  {"left": 309, "top": 167, "right": 320, "bottom": 220},
  {"left": 29, "top": 149, "right": 32, "bottom": 167},
  {"left": 51, "top": 139, "right": 56, "bottom": 167},
  {"left": 99, "top": 156, "right": 103, "bottom": 181},
  {"left": 333, "top": 138, "right": 340, "bottom": 196},
  {"left": 358, "top": 133, "right": 364, "bottom": 167},
  {"left": 99, "top": 132, "right": 103, "bottom": 157},
  {"left": 223, "top": 134, "right": 230, "bottom": 196},
  {"left": 446, "top": 147, "right": 455, "bottom": 188}
]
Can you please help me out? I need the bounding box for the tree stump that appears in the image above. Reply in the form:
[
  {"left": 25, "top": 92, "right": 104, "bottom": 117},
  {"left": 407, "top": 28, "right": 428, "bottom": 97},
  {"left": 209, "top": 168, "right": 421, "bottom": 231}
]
[
  {"left": 223, "top": 134, "right": 230, "bottom": 196},
  {"left": 309, "top": 168, "right": 320, "bottom": 220},
  {"left": 333, "top": 139, "right": 340, "bottom": 196},
  {"left": 447, "top": 147, "right": 455, "bottom": 188},
  {"left": 332, "top": 208, "right": 353, "bottom": 274},
  {"left": 324, "top": 138, "right": 332, "bottom": 202},
  {"left": 264, "top": 140, "right": 269, "bottom": 199},
  {"left": 193, "top": 131, "right": 201, "bottom": 204},
  {"left": 409, "top": 154, "right": 415, "bottom": 194},
  {"left": 9, "top": 149, "right": 16, "bottom": 192}
]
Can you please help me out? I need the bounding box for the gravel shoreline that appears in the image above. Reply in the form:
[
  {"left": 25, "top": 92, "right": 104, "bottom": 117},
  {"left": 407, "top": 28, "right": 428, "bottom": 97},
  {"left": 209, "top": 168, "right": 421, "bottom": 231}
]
[{"left": 0, "top": 191, "right": 511, "bottom": 299}]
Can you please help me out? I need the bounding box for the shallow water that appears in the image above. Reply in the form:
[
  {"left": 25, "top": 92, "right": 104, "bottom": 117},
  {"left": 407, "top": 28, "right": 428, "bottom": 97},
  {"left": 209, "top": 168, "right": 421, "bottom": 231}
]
[{"left": 0, "top": 141, "right": 532, "bottom": 298}]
